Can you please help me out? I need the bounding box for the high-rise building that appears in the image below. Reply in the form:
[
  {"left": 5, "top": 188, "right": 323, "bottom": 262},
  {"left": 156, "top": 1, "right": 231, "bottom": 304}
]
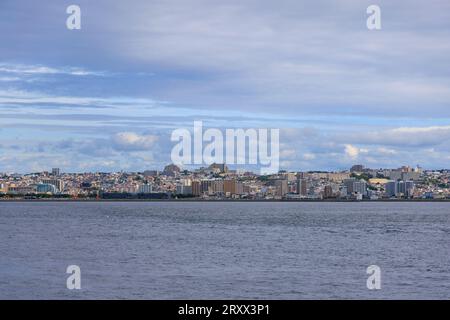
[
  {"left": 192, "top": 181, "right": 201, "bottom": 196},
  {"left": 201, "top": 179, "right": 225, "bottom": 195},
  {"left": 52, "top": 168, "right": 60, "bottom": 176},
  {"left": 385, "top": 180, "right": 415, "bottom": 198},
  {"left": 224, "top": 179, "right": 237, "bottom": 195},
  {"left": 213, "top": 180, "right": 224, "bottom": 194},
  {"left": 275, "top": 179, "right": 288, "bottom": 197},
  {"left": 353, "top": 180, "right": 367, "bottom": 196},
  {"left": 340, "top": 186, "right": 348, "bottom": 197},
  {"left": 397, "top": 181, "right": 415, "bottom": 197},
  {"left": 297, "top": 179, "right": 308, "bottom": 196},
  {"left": 323, "top": 185, "right": 333, "bottom": 198},
  {"left": 343, "top": 178, "right": 356, "bottom": 194},
  {"left": 405, "top": 181, "right": 415, "bottom": 197},
  {"left": 385, "top": 181, "right": 397, "bottom": 197}
]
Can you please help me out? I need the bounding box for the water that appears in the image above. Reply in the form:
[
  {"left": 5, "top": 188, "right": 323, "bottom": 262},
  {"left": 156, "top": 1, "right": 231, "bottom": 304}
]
[{"left": 0, "top": 201, "right": 449, "bottom": 299}]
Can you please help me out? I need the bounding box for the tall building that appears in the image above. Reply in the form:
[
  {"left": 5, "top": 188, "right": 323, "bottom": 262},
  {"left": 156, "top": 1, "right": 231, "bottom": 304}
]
[
  {"left": 192, "top": 181, "right": 201, "bottom": 196},
  {"left": 213, "top": 180, "right": 224, "bottom": 194},
  {"left": 353, "top": 180, "right": 367, "bottom": 196},
  {"left": 52, "top": 168, "right": 60, "bottom": 176},
  {"left": 224, "top": 179, "right": 237, "bottom": 195},
  {"left": 385, "top": 181, "right": 398, "bottom": 197},
  {"left": 405, "top": 181, "right": 415, "bottom": 197},
  {"left": 297, "top": 179, "right": 308, "bottom": 196},
  {"left": 397, "top": 181, "right": 415, "bottom": 197},
  {"left": 385, "top": 180, "right": 415, "bottom": 198},
  {"left": 343, "top": 178, "right": 356, "bottom": 194},
  {"left": 296, "top": 172, "right": 306, "bottom": 179},
  {"left": 323, "top": 185, "right": 333, "bottom": 198},
  {"left": 275, "top": 179, "right": 288, "bottom": 197}
]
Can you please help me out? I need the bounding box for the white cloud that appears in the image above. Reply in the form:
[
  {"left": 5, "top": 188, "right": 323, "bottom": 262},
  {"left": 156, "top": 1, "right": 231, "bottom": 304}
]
[
  {"left": 340, "top": 125, "right": 450, "bottom": 148},
  {"left": 0, "top": 63, "right": 106, "bottom": 77},
  {"left": 344, "top": 144, "right": 360, "bottom": 159},
  {"left": 112, "top": 132, "right": 159, "bottom": 151},
  {"left": 0, "top": 89, "right": 159, "bottom": 108},
  {"left": 302, "top": 153, "right": 316, "bottom": 161}
]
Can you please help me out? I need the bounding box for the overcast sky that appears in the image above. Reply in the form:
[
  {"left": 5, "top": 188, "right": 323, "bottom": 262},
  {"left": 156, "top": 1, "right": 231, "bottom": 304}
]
[{"left": 1, "top": 0, "right": 450, "bottom": 172}]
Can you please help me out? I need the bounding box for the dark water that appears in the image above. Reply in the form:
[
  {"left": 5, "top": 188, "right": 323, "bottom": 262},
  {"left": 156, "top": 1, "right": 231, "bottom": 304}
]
[{"left": 0, "top": 201, "right": 449, "bottom": 299}]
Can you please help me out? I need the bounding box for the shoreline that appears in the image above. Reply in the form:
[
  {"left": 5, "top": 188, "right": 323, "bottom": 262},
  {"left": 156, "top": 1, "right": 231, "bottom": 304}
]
[{"left": 1, "top": 198, "right": 449, "bottom": 202}]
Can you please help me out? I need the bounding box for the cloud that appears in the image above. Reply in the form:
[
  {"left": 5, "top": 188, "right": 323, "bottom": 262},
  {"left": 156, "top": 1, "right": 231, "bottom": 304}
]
[
  {"left": 0, "top": 89, "right": 159, "bottom": 109},
  {"left": 0, "top": 76, "right": 21, "bottom": 82},
  {"left": 0, "top": 63, "right": 107, "bottom": 77},
  {"left": 344, "top": 144, "right": 360, "bottom": 159},
  {"left": 338, "top": 125, "right": 450, "bottom": 148},
  {"left": 2, "top": 1, "right": 450, "bottom": 117},
  {"left": 112, "top": 132, "right": 159, "bottom": 151}
]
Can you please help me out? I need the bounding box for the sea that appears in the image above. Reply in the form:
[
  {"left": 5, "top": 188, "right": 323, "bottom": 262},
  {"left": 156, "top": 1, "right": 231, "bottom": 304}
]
[{"left": 0, "top": 201, "right": 449, "bottom": 299}]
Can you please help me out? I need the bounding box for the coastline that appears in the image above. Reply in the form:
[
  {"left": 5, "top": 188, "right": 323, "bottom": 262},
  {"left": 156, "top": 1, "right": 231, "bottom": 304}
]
[{"left": 1, "top": 198, "right": 449, "bottom": 202}]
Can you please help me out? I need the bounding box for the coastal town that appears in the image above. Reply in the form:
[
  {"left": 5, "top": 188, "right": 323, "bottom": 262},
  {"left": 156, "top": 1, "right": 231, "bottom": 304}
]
[{"left": 0, "top": 164, "right": 449, "bottom": 200}]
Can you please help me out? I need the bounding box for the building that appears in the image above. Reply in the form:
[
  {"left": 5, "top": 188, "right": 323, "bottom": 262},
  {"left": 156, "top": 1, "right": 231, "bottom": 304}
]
[
  {"left": 385, "top": 180, "right": 415, "bottom": 198},
  {"left": 213, "top": 180, "right": 225, "bottom": 194},
  {"left": 176, "top": 184, "right": 192, "bottom": 195},
  {"left": 385, "top": 181, "right": 397, "bottom": 197},
  {"left": 7, "top": 186, "right": 35, "bottom": 194},
  {"left": 51, "top": 168, "right": 60, "bottom": 176},
  {"left": 327, "top": 172, "right": 350, "bottom": 182},
  {"left": 296, "top": 179, "right": 308, "bottom": 196},
  {"left": 41, "top": 179, "right": 64, "bottom": 192},
  {"left": 353, "top": 180, "right": 367, "bottom": 196},
  {"left": 350, "top": 165, "right": 364, "bottom": 173},
  {"left": 224, "top": 179, "right": 237, "bottom": 195},
  {"left": 275, "top": 179, "right": 288, "bottom": 197},
  {"left": 398, "top": 181, "right": 415, "bottom": 197},
  {"left": 224, "top": 179, "right": 243, "bottom": 196},
  {"left": 192, "top": 181, "right": 201, "bottom": 196},
  {"left": 138, "top": 183, "right": 153, "bottom": 194},
  {"left": 323, "top": 185, "right": 333, "bottom": 198},
  {"left": 339, "top": 186, "right": 348, "bottom": 197},
  {"left": 201, "top": 179, "right": 224, "bottom": 195},
  {"left": 36, "top": 183, "right": 58, "bottom": 194},
  {"left": 208, "top": 163, "right": 228, "bottom": 173},
  {"left": 401, "top": 171, "right": 421, "bottom": 181},
  {"left": 343, "top": 178, "right": 356, "bottom": 194}
]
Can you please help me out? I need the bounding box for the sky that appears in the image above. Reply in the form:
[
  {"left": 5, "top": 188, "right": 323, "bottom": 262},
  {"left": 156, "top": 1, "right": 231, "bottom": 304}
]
[{"left": 1, "top": 0, "right": 450, "bottom": 173}]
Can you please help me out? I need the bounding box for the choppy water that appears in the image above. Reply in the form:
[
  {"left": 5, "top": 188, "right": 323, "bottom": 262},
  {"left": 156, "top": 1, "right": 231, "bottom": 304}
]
[{"left": 0, "top": 201, "right": 449, "bottom": 299}]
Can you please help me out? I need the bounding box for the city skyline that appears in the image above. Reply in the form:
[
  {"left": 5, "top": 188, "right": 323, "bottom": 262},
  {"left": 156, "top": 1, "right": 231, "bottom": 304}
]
[
  {"left": 2, "top": 162, "right": 448, "bottom": 200},
  {"left": 1, "top": 0, "right": 450, "bottom": 173}
]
